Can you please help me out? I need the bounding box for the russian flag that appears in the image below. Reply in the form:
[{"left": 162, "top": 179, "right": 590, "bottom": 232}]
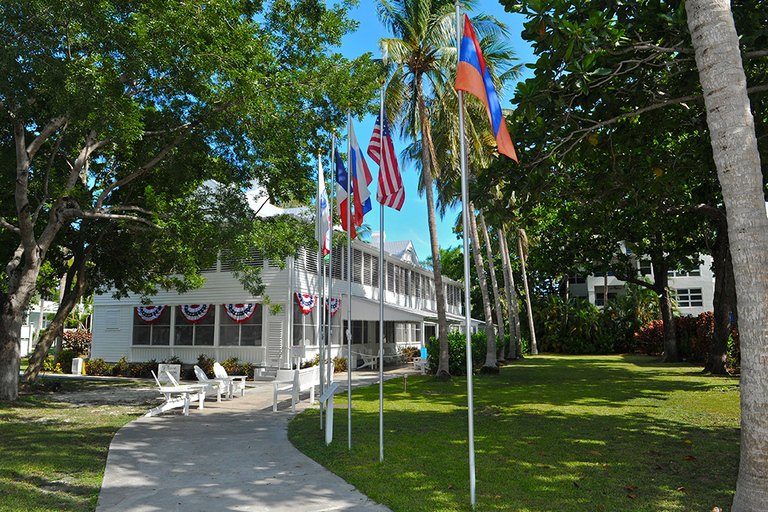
[
  {"left": 455, "top": 14, "right": 517, "bottom": 162},
  {"left": 348, "top": 119, "right": 373, "bottom": 227}
]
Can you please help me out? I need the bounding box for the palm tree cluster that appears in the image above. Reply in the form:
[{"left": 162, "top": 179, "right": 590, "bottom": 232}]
[{"left": 376, "top": 0, "right": 529, "bottom": 376}]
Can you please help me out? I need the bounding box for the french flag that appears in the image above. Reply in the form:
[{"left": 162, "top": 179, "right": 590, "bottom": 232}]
[
  {"left": 348, "top": 119, "right": 373, "bottom": 227},
  {"left": 455, "top": 14, "right": 517, "bottom": 162}
]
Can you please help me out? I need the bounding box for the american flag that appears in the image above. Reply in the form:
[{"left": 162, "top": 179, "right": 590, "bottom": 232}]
[{"left": 368, "top": 110, "right": 404, "bottom": 210}]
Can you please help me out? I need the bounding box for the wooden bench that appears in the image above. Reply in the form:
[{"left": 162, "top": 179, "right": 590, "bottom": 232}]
[{"left": 272, "top": 366, "right": 326, "bottom": 412}]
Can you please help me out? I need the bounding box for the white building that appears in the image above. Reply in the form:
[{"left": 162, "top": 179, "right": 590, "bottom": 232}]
[
  {"left": 91, "top": 234, "right": 477, "bottom": 370},
  {"left": 568, "top": 254, "right": 715, "bottom": 316},
  {"left": 20, "top": 300, "right": 59, "bottom": 356}
]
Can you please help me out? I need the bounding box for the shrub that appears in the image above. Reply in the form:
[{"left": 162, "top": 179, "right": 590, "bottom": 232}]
[
  {"left": 62, "top": 330, "right": 92, "bottom": 355},
  {"left": 634, "top": 320, "right": 664, "bottom": 356},
  {"left": 129, "top": 359, "right": 157, "bottom": 378},
  {"left": 85, "top": 358, "right": 112, "bottom": 376},
  {"left": 55, "top": 349, "right": 78, "bottom": 373},
  {"left": 195, "top": 354, "right": 216, "bottom": 377},
  {"left": 302, "top": 354, "right": 345, "bottom": 373},
  {"left": 399, "top": 346, "right": 419, "bottom": 362},
  {"left": 111, "top": 356, "right": 131, "bottom": 377},
  {"left": 426, "top": 331, "right": 493, "bottom": 376},
  {"left": 43, "top": 359, "right": 62, "bottom": 373},
  {"left": 221, "top": 357, "right": 254, "bottom": 378}
]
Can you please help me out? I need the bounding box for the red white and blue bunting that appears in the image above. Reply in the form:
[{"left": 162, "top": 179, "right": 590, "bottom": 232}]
[
  {"left": 179, "top": 304, "right": 212, "bottom": 324},
  {"left": 295, "top": 293, "right": 317, "bottom": 314},
  {"left": 135, "top": 305, "right": 166, "bottom": 324},
  {"left": 325, "top": 297, "right": 341, "bottom": 316},
  {"left": 224, "top": 303, "right": 258, "bottom": 324}
]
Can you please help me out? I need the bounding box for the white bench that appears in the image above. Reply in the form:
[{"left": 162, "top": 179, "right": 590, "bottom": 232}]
[
  {"left": 145, "top": 370, "right": 207, "bottom": 417},
  {"left": 352, "top": 344, "right": 402, "bottom": 369},
  {"left": 272, "top": 366, "right": 326, "bottom": 412}
]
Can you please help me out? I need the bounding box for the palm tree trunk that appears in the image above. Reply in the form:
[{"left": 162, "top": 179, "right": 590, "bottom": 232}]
[
  {"left": 687, "top": 1, "right": 768, "bottom": 509},
  {"left": 518, "top": 232, "right": 538, "bottom": 355},
  {"left": 416, "top": 71, "right": 450, "bottom": 380},
  {"left": 479, "top": 210, "right": 505, "bottom": 360},
  {"left": 499, "top": 229, "right": 521, "bottom": 358},
  {"left": 467, "top": 202, "right": 497, "bottom": 371}
]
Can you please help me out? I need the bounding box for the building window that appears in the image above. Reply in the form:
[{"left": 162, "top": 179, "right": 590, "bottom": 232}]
[
  {"left": 568, "top": 275, "right": 586, "bottom": 284},
  {"left": 133, "top": 306, "right": 171, "bottom": 345},
  {"left": 675, "top": 288, "right": 703, "bottom": 307},
  {"left": 594, "top": 293, "right": 618, "bottom": 307},
  {"left": 174, "top": 306, "right": 214, "bottom": 346},
  {"left": 293, "top": 301, "right": 318, "bottom": 346},
  {"left": 219, "top": 304, "right": 262, "bottom": 346},
  {"left": 638, "top": 260, "right": 652, "bottom": 276},
  {"left": 668, "top": 269, "right": 701, "bottom": 277}
]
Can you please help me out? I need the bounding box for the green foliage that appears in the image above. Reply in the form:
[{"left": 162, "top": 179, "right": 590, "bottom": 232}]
[
  {"left": 303, "top": 355, "right": 347, "bottom": 373},
  {"left": 110, "top": 356, "right": 132, "bottom": 377},
  {"left": 221, "top": 357, "right": 254, "bottom": 378},
  {"left": 42, "top": 359, "right": 62, "bottom": 374},
  {"left": 634, "top": 312, "right": 738, "bottom": 367},
  {"left": 54, "top": 349, "right": 78, "bottom": 373},
  {"left": 426, "top": 331, "right": 501, "bottom": 376},
  {"left": 84, "top": 358, "right": 112, "bottom": 376},
  {"left": 62, "top": 330, "right": 91, "bottom": 355}
]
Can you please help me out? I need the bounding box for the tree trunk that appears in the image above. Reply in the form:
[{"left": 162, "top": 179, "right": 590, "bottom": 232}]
[
  {"left": 22, "top": 251, "right": 88, "bottom": 383},
  {"left": 416, "top": 71, "right": 450, "bottom": 380},
  {"left": 499, "top": 228, "right": 522, "bottom": 359},
  {"left": 479, "top": 211, "right": 506, "bottom": 361},
  {"left": 518, "top": 233, "right": 538, "bottom": 355},
  {"left": 687, "top": 1, "right": 768, "bottom": 509},
  {"left": 707, "top": 219, "right": 736, "bottom": 375},
  {"left": 652, "top": 259, "right": 678, "bottom": 362},
  {"left": 467, "top": 203, "right": 497, "bottom": 372}
]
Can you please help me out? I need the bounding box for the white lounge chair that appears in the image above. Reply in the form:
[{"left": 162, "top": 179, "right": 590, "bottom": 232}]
[
  {"left": 213, "top": 362, "right": 247, "bottom": 398},
  {"left": 193, "top": 365, "right": 225, "bottom": 402},
  {"left": 145, "top": 370, "right": 207, "bottom": 417}
]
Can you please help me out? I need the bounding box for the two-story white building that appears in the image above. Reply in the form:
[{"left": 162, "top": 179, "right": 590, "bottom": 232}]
[
  {"left": 90, "top": 230, "right": 476, "bottom": 370},
  {"left": 567, "top": 254, "right": 714, "bottom": 316}
]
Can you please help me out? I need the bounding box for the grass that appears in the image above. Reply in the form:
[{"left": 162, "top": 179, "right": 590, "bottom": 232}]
[
  {"left": 288, "top": 355, "right": 741, "bottom": 512},
  {"left": 0, "top": 379, "right": 147, "bottom": 512}
]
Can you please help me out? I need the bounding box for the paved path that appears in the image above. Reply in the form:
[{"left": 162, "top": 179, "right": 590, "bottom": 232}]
[{"left": 96, "top": 368, "right": 416, "bottom": 512}]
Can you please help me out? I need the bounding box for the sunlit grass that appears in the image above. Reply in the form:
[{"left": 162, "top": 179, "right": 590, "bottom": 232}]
[
  {"left": 289, "top": 355, "right": 740, "bottom": 512},
  {"left": 0, "top": 380, "right": 146, "bottom": 512}
]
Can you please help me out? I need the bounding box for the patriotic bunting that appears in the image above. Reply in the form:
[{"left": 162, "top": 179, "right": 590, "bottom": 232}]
[
  {"left": 325, "top": 297, "right": 341, "bottom": 316},
  {"left": 179, "top": 304, "right": 212, "bottom": 324},
  {"left": 224, "top": 303, "right": 258, "bottom": 324},
  {"left": 295, "top": 293, "right": 317, "bottom": 314},
  {"left": 135, "top": 305, "right": 166, "bottom": 324}
]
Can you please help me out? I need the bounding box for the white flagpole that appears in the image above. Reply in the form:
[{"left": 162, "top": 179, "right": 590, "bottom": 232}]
[
  {"left": 317, "top": 150, "right": 325, "bottom": 427},
  {"left": 378, "top": 83, "right": 385, "bottom": 463},
  {"left": 456, "top": 2, "right": 476, "bottom": 507},
  {"left": 327, "top": 137, "right": 335, "bottom": 405},
  {"left": 346, "top": 109, "right": 354, "bottom": 449}
]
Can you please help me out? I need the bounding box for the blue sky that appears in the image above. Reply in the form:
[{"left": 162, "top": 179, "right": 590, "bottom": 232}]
[{"left": 334, "top": 1, "right": 535, "bottom": 262}]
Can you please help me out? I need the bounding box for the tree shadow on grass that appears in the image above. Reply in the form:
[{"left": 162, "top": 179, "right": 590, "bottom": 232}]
[{"left": 290, "top": 356, "right": 739, "bottom": 512}]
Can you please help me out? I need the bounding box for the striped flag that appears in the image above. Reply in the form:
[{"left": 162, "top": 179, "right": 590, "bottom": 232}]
[
  {"left": 334, "top": 143, "right": 356, "bottom": 238},
  {"left": 349, "top": 119, "right": 373, "bottom": 226},
  {"left": 368, "top": 109, "right": 405, "bottom": 210},
  {"left": 455, "top": 14, "right": 517, "bottom": 162}
]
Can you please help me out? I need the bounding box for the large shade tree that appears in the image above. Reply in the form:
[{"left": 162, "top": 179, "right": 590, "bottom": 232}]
[{"left": 0, "top": 0, "right": 379, "bottom": 400}]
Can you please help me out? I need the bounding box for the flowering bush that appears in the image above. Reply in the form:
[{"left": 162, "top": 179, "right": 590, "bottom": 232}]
[
  {"left": 634, "top": 320, "right": 664, "bottom": 356},
  {"left": 62, "top": 330, "right": 92, "bottom": 355}
]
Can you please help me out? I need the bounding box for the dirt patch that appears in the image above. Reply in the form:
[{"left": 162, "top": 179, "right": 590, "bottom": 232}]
[{"left": 21, "top": 381, "right": 161, "bottom": 408}]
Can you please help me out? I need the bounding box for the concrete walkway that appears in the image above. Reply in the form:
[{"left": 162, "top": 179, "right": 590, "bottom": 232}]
[{"left": 96, "top": 368, "right": 416, "bottom": 512}]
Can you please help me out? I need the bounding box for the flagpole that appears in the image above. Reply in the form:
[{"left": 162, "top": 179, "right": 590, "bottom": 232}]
[
  {"left": 327, "top": 136, "right": 335, "bottom": 407},
  {"left": 456, "top": 2, "right": 476, "bottom": 507},
  {"left": 317, "top": 150, "right": 325, "bottom": 427},
  {"left": 346, "top": 108, "right": 354, "bottom": 450},
  {"left": 378, "top": 83, "right": 385, "bottom": 463}
]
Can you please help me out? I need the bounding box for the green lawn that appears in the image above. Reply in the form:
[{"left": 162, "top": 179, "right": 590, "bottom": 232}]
[
  {"left": 288, "top": 355, "right": 741, "bottom": 512},
  {"left": 0, "top": 380, "right": 146, "bottom": 512}
]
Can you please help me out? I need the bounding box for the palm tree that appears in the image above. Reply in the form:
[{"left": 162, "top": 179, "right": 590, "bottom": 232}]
[{"left": 377, "top": 0, "right": 462, "bottom": 379}]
